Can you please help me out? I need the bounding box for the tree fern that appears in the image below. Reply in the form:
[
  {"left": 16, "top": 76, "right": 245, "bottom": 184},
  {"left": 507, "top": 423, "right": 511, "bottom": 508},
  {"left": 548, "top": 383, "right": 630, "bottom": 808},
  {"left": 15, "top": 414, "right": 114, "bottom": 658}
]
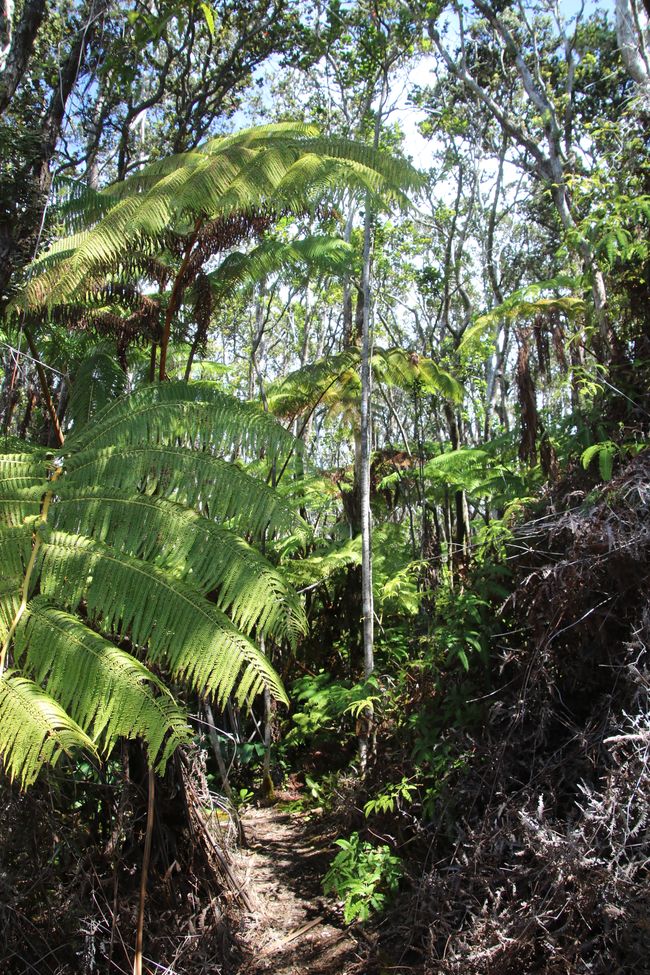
[
  {"left": 16, "top": 124, "right": 421, "bottom": 314},
  {"left": 50, "top": 488, "right": 304, "bottom": 640},
  {"left": 268, "top": 346, "right": 463, "bottom": 422},
  {"left": 63, "top": 445, "right": 298, "bottom": 537},
  {"left": 14, "top": 600, "right": 189, "bottom": 769},
  {"left": 208, "top": 235, "right": 354, "bottom": 298},
  {"left": 0, "top": 381, "right": 303, "bottom": 788},
  {"left": 66, "top": 381, "right": 295, "bottom": 460},
  {"left": 461, "top": 276, "right": 585, "bottom": 350}
]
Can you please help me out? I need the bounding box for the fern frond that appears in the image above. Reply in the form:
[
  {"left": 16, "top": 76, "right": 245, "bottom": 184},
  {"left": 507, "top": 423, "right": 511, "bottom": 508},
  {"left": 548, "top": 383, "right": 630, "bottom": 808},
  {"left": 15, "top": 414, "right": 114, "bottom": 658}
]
[
  {"left": 0, "top": 578, "right": 23, "bottom": 642},
  {"left": 202, "top": 122, "right": 321, "bottom": 153},
  {"left": 0, "top": 525, "right": 33, "bottom": 581},
  {"left": 284, "top": 536, "right": 362, "bottom": 591},
  {"left": 462, "top": 276, "right": 584, "bottom": 350},
  {"left": 67, "top": 346, "right": 129, "bottom": 431},
  {"left": 63, "top": 445, "right": 299, "bottom": 537},
  {"left": 209, "top": 236, "right": 354, "bottom": 298},
  {"left": 0, "top": 452, "right": 50, "bottom": 477},
  {"left": 51, "top": 488, "right": 306, "bottom": 641},
  {"left": 14, "top": 600, "right": 190, "bottom": 770},
  {"left": 37, "top": 532, "right": 287, "bottom": 707},
  {"left": 372, "top": 348, "right": 464, "bottom": 402},
  {"left": 66, "top": 381, "right": 295, "bottom": 462},
  {"left": 15, "top": 124, "right": 421, "bottom": 310},
  {"left": 268, "top": 351, "right": 360, "bottom": 420},
  {"left": 0, "top": 671, "right": 97, "bottom": 788},
  {"left": 424, "top": 447, "right": 519, "bottom": 499},
  {"left": 268, "top": 346, "right": 462, "bottom": 419},
  {"left": 0, "top": 478, "right": 46, "bottom": 526}
]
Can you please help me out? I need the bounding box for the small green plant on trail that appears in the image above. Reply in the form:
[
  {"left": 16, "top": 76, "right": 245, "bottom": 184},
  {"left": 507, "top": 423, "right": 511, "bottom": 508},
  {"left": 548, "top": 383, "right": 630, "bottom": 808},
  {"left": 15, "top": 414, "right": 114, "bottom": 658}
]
[{"left": 322, "top": 831, "right": 402, "bottom": 924}]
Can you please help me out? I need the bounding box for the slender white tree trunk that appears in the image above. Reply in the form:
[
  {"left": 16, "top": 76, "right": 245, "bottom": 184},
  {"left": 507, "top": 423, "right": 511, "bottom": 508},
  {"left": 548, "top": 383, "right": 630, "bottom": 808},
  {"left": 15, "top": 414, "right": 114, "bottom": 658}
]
[
  {"left": 358, "top": 75, "right": 388, "bottom": 770},
  {"left": 359, "top": 196, "right": 374, "bottom": 685}
]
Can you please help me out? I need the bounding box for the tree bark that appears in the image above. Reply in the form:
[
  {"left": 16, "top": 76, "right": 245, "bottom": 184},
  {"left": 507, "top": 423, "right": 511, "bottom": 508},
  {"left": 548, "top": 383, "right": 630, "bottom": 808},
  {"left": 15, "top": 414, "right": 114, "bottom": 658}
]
[
  {"left": 0, "top": 0, "right": 46, "bottom": 115},
  {"left": 0, "top": 0, "right": 109, "bottom": 306}
]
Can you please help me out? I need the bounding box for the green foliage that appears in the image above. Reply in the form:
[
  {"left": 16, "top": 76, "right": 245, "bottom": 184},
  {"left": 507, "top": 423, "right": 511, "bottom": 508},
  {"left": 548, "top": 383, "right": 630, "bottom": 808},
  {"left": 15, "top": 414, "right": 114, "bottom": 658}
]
[
  {"left": 16, "top": 124, "right": 422, "bottom": 313},
  {"left": 582, "top": 440, "right": 617, "bottom": 481},
  {"left": 322, "top": 832, "right": 402, "bottom": 924},
  {"left": 581, "top": 439, "right": 647, "bottom": 482},
  {"left": 425, "top": 580, "right": 494, "bottom": 674},
  {"left": 363, "top": 776, "right": 419, "bottom": 817},
  {"left": 570, "top": 192, "right": 650, "bottom": 268},
  {"left": 0, "top": 381, "right": 303, "bottom": 788},
  {"left": 282, "top": 535, "right": 362, "bottom": 591},
  {"left": 0, "top": 671, "right": 98, "bottom": 790},
  {"left": 286, "top": 672, "right": 380, "bottom": 748},
  {"left": 268, "top": 346, "right": 462, "bottom": 422},
  {"left": 208, "top": 235, "right": 355, "bottom": 298},
  {"left": 67, "top": 345, "right": 129, "bottom": 431},
  {"left": 461, "top": 277, "right": 584, "bottom": 351},
  {"left": 372, "top": 524, "right": 423, "bottom": 618}
]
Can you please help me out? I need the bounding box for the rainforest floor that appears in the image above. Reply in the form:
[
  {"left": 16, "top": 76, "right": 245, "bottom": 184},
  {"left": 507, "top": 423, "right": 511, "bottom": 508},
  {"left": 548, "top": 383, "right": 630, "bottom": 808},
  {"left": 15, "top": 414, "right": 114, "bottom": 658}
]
[
  {"left": 234, "top": 805, "right": 362, "bottom": 975},
  {"left": 233, "top": 805, "right": 408, "bottom": 975}
]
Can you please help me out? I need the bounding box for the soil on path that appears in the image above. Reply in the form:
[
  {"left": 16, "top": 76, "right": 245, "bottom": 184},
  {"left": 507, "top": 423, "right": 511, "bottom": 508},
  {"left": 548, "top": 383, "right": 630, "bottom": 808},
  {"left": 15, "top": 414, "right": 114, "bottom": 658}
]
[{"left": 234, "top": 806, "right": 366, "bottom": 975}]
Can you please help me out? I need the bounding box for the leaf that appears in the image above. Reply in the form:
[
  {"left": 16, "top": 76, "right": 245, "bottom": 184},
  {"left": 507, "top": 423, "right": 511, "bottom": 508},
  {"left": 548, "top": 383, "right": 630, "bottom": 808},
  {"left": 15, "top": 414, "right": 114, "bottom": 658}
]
[
  {"left": 0, "top": 671, "right": 97, "bottom": 789},
  {"left": 0, "top": 380, "right": 301, "bottom": 787},
  {"left": 461, "top": 277, "right": 584, "bottom": 351},
  {"left": 14, "top": 600, "right": 190, "bottom": 771},
  {"left": 200, "top": 2, "right": 215, "bottom": 36}
]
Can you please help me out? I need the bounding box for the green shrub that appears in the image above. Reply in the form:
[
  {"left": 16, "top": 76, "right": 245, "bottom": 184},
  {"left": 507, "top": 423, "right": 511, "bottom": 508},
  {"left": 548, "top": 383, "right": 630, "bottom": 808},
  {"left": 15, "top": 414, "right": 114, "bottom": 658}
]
[{"left": 322, "top": 831, "right": 402, "bottom": 924}]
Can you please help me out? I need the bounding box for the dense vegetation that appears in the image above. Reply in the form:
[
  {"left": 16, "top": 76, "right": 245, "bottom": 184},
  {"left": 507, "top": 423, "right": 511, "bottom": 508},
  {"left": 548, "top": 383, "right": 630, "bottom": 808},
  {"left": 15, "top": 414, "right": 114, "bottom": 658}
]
[{"left": 0, "top": 1, "right": 649, "bottom": 973}]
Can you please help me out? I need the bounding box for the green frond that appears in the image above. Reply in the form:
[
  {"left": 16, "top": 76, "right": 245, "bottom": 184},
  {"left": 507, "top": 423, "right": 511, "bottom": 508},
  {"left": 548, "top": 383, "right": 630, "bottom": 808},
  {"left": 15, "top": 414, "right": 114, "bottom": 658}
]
[
  {"left": 14, "top": 600, "right": 190, "bottom": 770},
  {"left": 284, "top": 535, "right": 362, "bottom": 591},
  {"left": 66, "top": 381, "right": 295, "bottom": 463},
  {"left": 67, "top": 347, "right": 129, "bottom": 431},
  {"left": 268, "top": 347, "right": 462, "bottom": 420},
  {"left": 372, "top": 348, "right": 464, "bottom": 402},
  {"left": 0, "top": 578, "right": 23, "bottom": 641},
  {"left": 268, "top": 351, "right": 360, "bottom": 419},
  {"left": 54, "top": 177, "right": 120, "bottom": 233},
  {"left": 37, "top": 532, "right": 288, "bottom": 707},
  {"left": 209, "top": 236, "right": 354, "bottom": 298},
  {"left": 63, "top": 444, "right": 299, "bottom": 537},
  {"left": 297, "top": 135, "right": 423, "bottom": 199},
  {"left": 0, "top": 484, "right": 44, "bottom": 526},
  {"left": 0, "top": 525, "right": 34, "bottom": 581},
  {"left": 424, "top": 447, "right": 521, "bottom": 500},
  {"left": 18, "top": 230, "right": 94, "bottom": 310},
  {"left": 0, "top": 452, "right": 51, "bottom": 526},
  {"left": 202, "top": 122, "right": 321, "bottom": 153},
  {"left": 0, "top": 451, "right": 50, "bottom": 477},
  {"left": 51, "top": 488, "right": 306, "bottom": 641},
  {"left": 0, "top": 439, "right": 48, "bottom": 457},
  {"left": 0, "top": 671, "right": 97, "bottom": 788},
  {"left": 103, "top": 151, "right": 208, "bottom": 200},
  {"left": 461, "top": 276, "right": 585, "bottom": 350},
  {"left": 15, "top": 124, "right": 421, "bottom": 311}
]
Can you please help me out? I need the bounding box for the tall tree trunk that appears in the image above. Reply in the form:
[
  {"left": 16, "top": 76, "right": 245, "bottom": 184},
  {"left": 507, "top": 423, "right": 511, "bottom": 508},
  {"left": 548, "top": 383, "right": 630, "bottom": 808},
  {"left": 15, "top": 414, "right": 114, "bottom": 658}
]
[
  {"left": 357, "top": 78, "right": 387, "bottom": 768},
  {"left": 0, "top": 0, "right": 109, "bottom": 306},
  {"left": 0, "top": 0, "right": 47, "bottom": 114}
]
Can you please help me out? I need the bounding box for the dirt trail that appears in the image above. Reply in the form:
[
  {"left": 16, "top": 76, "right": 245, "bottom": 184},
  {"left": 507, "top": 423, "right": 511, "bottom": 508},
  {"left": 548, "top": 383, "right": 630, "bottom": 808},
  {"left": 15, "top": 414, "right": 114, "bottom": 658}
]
[{"left": 235, "top": 806, "right": 365, "bottom": 975}]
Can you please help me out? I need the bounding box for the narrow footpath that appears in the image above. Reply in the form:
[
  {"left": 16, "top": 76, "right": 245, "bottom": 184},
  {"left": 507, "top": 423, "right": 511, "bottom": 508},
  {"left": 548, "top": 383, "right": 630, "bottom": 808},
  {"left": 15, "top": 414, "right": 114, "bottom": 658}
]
[{"left": 235, "top": 806, "right": 366, "bottom": 975}]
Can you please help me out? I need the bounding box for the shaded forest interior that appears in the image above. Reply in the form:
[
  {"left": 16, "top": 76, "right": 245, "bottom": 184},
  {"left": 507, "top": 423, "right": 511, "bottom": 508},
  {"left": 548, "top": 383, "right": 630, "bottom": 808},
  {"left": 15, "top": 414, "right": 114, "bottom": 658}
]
[{"left": 0, "top": 1, "right": 649, "bottom": 973}]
